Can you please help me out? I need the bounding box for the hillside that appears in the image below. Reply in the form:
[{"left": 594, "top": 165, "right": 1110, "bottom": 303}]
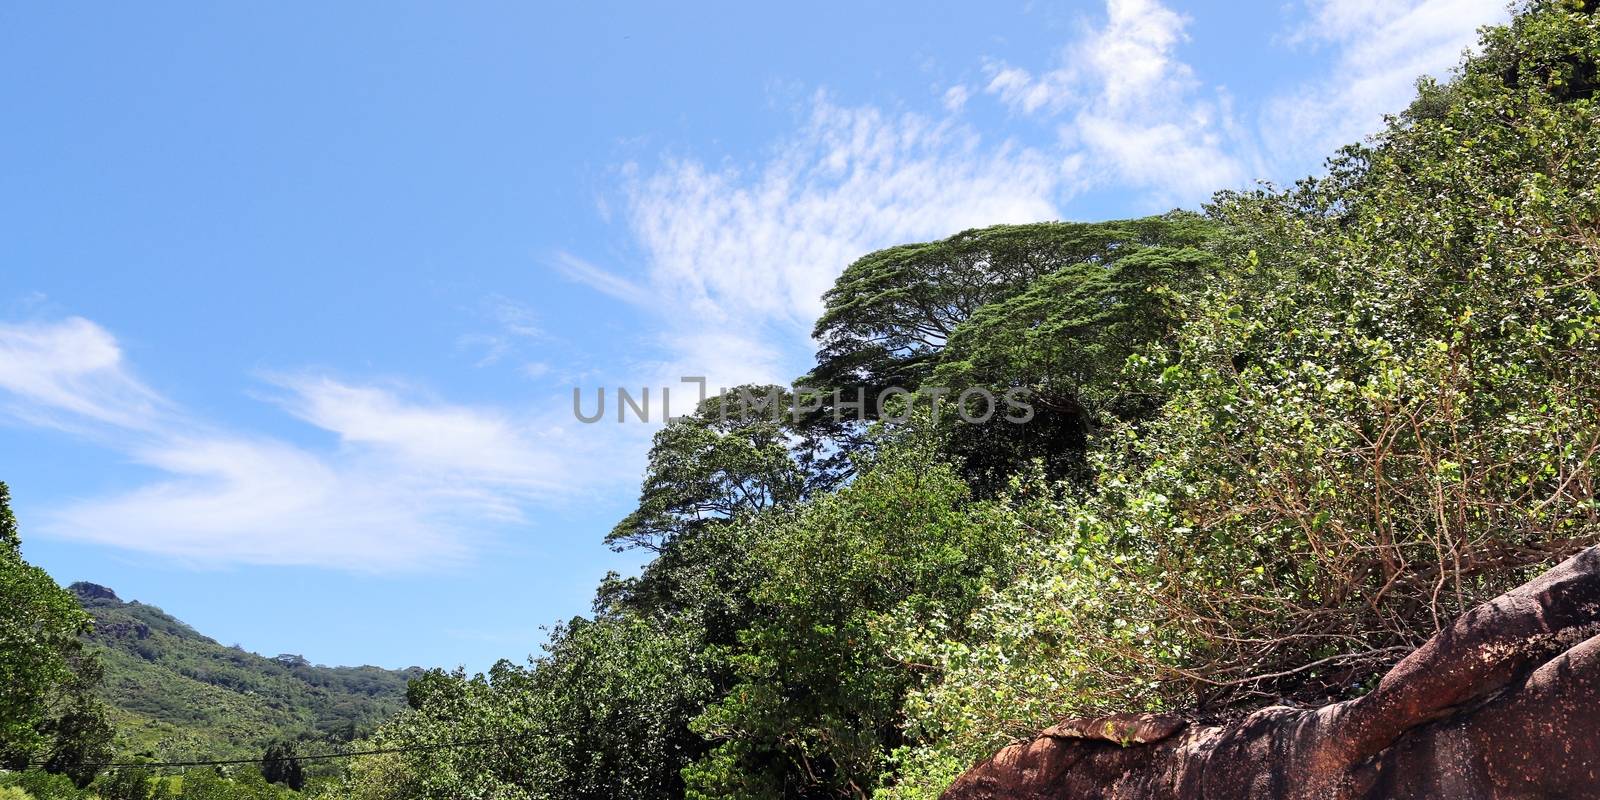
[{"left": 68, "top": 582, "right": 421, "bottom": 762}]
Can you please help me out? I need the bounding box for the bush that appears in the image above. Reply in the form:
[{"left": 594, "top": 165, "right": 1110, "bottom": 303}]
[
  {"left": 0, "top": 771, "right": 84, "bottom": 800},
  {"left": 886, "top": 1, "right": 1600, "bottom": 791}
]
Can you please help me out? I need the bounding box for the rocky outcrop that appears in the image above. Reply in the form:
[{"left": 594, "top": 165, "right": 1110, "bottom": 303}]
[
  {"left": 68, "top": 581, "right": 119, "bottom": 603},
  {"left": 1040, "top": 713, "right": 1187, "bottom": 747},
  {"left": 943, "top": 545, "right": 1600, "bottom": 800}
]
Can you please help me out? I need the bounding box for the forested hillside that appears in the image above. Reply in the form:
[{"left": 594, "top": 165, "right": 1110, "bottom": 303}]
[
  {"left": 348, "top": 2, "right": 1600, "bottom": 798},
  {"left": 71, "top": 583, "right": 418, "bottom": 763},
  {"left": 0, "top": 497, "right": 419, "bottom": 799}
]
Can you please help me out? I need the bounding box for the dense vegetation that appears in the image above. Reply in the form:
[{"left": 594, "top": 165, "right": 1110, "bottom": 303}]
[
  {"left": 4, "top": 2, "right": 1596, "bottom": 798},
  {"left": 2, "top": 762, "right": 311, "bottom": 800},
  {"left": 354, "top": 3, "right": 1599, "bottom": 798},
  {"left": 74, "top": 584, "right": 417, "bottom": 764}
]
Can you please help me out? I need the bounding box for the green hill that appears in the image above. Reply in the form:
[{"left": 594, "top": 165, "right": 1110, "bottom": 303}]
[{"left": 68, "top": 582, "right": 421, "bottom": 762}]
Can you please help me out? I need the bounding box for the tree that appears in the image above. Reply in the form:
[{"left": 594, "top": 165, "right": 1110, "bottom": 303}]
[
  {"left": 811, "top": 216, "right": 1212, "bottom": 385},
  {"left": 259, "top": 740, "right": 304, "bottom": 791},
  {"left": 800, "top": 213, "right": 1220, "bottom": 486},
  {"left": 0, "top": 482, "right": 114, "bottom": 786},
  {"left": 175, "top": 769, "right": 231, "bottom": 800},
  {"left": 606, "top": 385, "right": 823, "bottom": 554},
  {"left": 686, "top": 446, "right": 1022, "bottom": 799},
  {"left": 95, "top": 767, "right": 152, "bottom": 800},
  {"left": 371, "top": 617, "right": 713, "bottom": 800},
  {"left": 3, "top": 769, "right": 90, "bottom": 800},
  {"left": 37, "top": 681, "right": 114, "bottom": 789},
  {"left": 0, "top": 485, "right": 18, "bottom": 550},
  {"left": 601, "top": 386, "right": 823, "bottom": 645}
]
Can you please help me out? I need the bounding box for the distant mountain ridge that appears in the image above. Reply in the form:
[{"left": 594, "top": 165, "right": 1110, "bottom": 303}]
[{"left": 69, "top": 582, "right": 422, "bottom": 762}]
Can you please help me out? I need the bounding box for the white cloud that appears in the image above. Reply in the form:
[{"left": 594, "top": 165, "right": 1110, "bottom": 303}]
[
  {"left": 1264, "top": 0, "right": 1511, "bottom": 169},
  {"left": 550, "top": 252, "right": 651, "bottom": 307},
  {"left": 268, "top": 374, "right": 566, "bottom": 497},
  {"left": 1082, "top": 0, "right": 1194, "bottom": 110},
  {"left": 0, "top": 317, "right": 633, "bottom": 572},
  {"left": 0, "top": 317, "right": 167, "bottom": 432},
  {"left": 981, "top": 0, "right": 1252, "bottom": 202},
  {"left": 50, "top": 434, "right": 470, "bottom": 572},
  {"left": 1292, "top": 0, "right": 1395, "bottom": 38},
  {"left": 941, "top": 84, "right": 972, "bottom": 113},
  {"left": 457, "top": 333, "right": 511, "bottom": 367},
  {"left": 1075, "top": 107, "right": 1244, "bottom": 203},
  {"left": 484, "top": 296, "right": 544, "bottom": 340},
  {"left": 985, "top": 63, "right": 1078, "bottom": 115}
]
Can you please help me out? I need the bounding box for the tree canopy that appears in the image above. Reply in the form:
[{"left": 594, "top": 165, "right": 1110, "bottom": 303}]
[{"left": 801, "top": 212, "right": 1221, "bottom": 488}]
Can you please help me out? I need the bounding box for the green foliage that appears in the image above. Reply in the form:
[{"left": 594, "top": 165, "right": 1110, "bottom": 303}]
[
  {"left": 0, "top": 770, "right": 86, "bottom": 800},
  {"left": 932, "top": 230, "right": 1221, "bottom": 489},
  {"left": 76, "top": 588, "right": 417, "bottom": 763},
  {"left": 4, "top": 764, "right": 313, "bottom": 800},
  {"left": 1134, "top": 0, "right": 1600, "bottom": 703},
  {"left": 810, "top": 214, "right": 1215, "bottom": 391},
  {"left": 0, "top": 483, "right": 115, "bottom": 787},
  {"left": 606, "top": 385, "right": 822, "bottom": 554},
  {"left": 0, "top": 485, "right": 19, "bottom": 550},
  {"left": 361, "top": 614, "right": 714, "bottom": 800},
  {"left": 169, "top": 768, "right": 301, "bottom": 800},
  {"left": 94, "top": 767, "right": 154, "bottom": 800},
  {"left": 886, "top": 1, "right": 1600, "bottom": 790},
  {"left": 37, "top": 686, "right": 115, "bottom": 789},
  {"left": 341, "top": 752, "right": 418, "bottom": 800},
  {"left": 685, "top": 449, "right": 1021, "bottom": 799},
  {"left": 174, "top": 769, "right": 232, "bottom": 800},
  {"left": 803, "top": 213, "right": 1222, "bottom": 489},
  {"left": 261, "top": 741, "right": 305, "bottom": 790}
]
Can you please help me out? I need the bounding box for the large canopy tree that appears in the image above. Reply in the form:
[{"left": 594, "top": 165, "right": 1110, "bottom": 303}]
[{"left": 801, "top": 212, "right": 1221, "bottom": 487}]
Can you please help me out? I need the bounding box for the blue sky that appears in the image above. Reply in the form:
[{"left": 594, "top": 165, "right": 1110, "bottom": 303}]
[{"left": 0, "top": 0, "right": 1510, "bottom": 671}]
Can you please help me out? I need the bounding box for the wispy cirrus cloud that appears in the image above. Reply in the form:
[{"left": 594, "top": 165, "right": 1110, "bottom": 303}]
[
  {"left": 0, "top": 317, "right": 624, "bottom": 572},
  {"left": 610, "top": 95, "right": 1070, "bottom": 387},
  {"left": 559, "top": 0, "right": 1240, "bottom": 389},
  {"left": 50, "top": 433, "right": 473, "bottom": 572},
  {"left": 0, "top": 317, "right": 169, "bottom": 433},
  {"left": 268, "top": 373, "right": 568, "bottom": 501},
  {"left": 549, "top": 252, "right": 651, "bottom": 308},
  {"left": 626, "top": 96, "right": 1066, "bottom": 328}
]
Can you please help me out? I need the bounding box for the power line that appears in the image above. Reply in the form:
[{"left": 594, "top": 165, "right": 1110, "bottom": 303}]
[{"left": 22, "top": 732, "right": 539, "bottom": 771}]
